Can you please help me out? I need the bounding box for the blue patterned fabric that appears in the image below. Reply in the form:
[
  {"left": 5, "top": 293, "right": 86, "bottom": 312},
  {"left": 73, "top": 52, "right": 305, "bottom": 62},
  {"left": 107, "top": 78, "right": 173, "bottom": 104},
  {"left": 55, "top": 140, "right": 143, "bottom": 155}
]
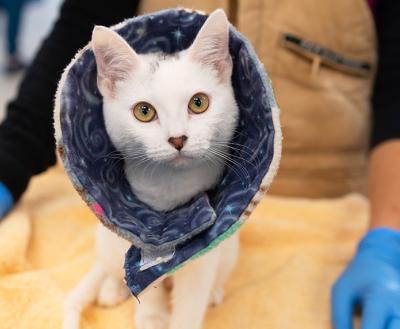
[{"left": 57, "top": 8, "right": 279, "bottom": 296}]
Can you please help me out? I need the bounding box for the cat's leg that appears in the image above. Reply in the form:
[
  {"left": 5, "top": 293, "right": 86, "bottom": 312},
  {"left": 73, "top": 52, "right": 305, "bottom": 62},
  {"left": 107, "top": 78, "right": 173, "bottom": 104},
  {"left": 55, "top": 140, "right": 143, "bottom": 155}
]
[
  {"left": 135, "top": 281, "right": 170, "bottom": 329},
  {"left": 63, "top": 264, "right": 107, "bottom": 329},
  {"left": 96, "top": 272, "right": 130, "bottom": 306},
  {"left": 95, "top": 223, "right": 131, "bottom": 306},
  {"left": 210, "top": 233, "right": 239, "bottom": 307},
  {"left": 169, "top": 247, "right": 220, "bottom": 329},
  {"left": 63, "top": 224, "right": 131, "bottom": 329}
]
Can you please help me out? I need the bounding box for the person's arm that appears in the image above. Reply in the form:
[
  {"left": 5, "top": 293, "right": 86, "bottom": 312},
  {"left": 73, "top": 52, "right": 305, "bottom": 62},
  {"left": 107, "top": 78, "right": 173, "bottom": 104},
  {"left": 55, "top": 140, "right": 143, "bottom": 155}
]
[
  {"left": 369, "top": 141, "right": 400, "bottom": 230},
  {"left": 0, "top": 0, "right": 140, "bottom": 208},
  {"left": 369, "top": 0, "right": 400, "bottom": 229},
  {"left": 332, "top": 1, "right": 400, "bottom": 328}
]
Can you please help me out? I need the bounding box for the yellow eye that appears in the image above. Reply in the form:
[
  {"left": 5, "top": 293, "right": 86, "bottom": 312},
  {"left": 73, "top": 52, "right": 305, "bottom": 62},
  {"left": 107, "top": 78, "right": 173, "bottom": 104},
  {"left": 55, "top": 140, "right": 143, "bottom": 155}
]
[
  {"left": 188, "top": 93, "right": 209, "bottom": 114},
  {"left": 132, "top": 102, "right": 157, "bottom": 122}
]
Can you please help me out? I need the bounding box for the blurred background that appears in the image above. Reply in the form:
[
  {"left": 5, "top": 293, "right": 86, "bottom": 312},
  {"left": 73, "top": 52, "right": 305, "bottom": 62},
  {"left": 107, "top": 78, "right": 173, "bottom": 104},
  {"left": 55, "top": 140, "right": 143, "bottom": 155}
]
[
  {"left": 0, "top": 1, "right": 398, "bottom": 328},
  {"left": 0, "top": 0, "right": 61, "bottom": 121}
]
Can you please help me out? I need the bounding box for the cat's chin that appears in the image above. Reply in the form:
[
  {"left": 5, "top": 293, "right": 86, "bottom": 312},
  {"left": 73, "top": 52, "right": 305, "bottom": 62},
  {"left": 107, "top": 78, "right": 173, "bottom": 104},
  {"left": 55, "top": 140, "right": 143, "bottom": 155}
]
[
  {"left": 167, "top": 153, "right": 195, "bottom": 168},
  {"left": 161, "top": 150, "right": 212, "bottom": 169}
]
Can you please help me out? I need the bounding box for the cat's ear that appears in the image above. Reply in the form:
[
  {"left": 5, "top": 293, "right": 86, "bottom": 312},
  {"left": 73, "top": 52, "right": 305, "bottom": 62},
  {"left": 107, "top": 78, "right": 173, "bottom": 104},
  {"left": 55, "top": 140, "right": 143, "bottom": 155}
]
[
  {"left": 187, "top": 9, "right": 232, "bottom": 82},
  {"left": 91, "top": 26, "right": 140, "bottom": 97}
]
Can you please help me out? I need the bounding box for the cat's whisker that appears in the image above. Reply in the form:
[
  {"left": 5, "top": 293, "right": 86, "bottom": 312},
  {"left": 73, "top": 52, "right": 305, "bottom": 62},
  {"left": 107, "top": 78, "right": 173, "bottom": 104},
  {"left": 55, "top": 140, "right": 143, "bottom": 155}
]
[
  {"left": 96, "top": 150, "right": 124, "bottom": 162},
  {"left": 212, "top": 146, "right": 260, "bottom": 172},
  {"left": 203, "top": 153, "right": 222, "bottom": 172},
  {"left": 212, "top": 146, "right": 258, "bottom": 166},
  {"left": 207, "top": 148, "right": 249, "bottom": 185},
  {"left": 131, "top": 157, "right": 152, "bottom": 171},
  {"left": 213, "top": 140, "right": 254, "bottom": 153},
  {"left": 209, "top": 145, "right": 248, "bottom": 168},
  {"left": 121, "top": 154, "right": 149, "bottom": 161},
  {"left": 212, "top": 141, "right": 262, "bottom": 169},
  {"left": 212, "top": 144, "right": 256, "bottom": 163},
  {"left": 203, "top": 156, "right": 214, "bottom": 171},
  {"left": 221, "top": 162, "right": 248, "bottom": 185},
  {"left": 212, "top": 141, "right": 258, "bottom": 159},
  {"left": 213, "top": 149, "right": 251, "bottom": 179}
]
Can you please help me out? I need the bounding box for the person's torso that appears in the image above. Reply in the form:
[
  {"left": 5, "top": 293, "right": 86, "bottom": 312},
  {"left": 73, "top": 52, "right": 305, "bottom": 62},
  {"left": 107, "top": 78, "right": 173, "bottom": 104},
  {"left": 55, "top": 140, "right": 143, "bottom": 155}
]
[{"left": 137, "top": 0, "right": 377, "bottom": 198}]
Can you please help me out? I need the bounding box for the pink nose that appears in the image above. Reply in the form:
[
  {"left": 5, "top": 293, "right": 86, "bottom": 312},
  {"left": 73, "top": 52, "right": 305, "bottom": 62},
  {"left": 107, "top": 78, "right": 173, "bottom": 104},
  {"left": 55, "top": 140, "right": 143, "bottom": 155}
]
[{"left": 168, "top": 135, "right": 188, "bottom": 151}]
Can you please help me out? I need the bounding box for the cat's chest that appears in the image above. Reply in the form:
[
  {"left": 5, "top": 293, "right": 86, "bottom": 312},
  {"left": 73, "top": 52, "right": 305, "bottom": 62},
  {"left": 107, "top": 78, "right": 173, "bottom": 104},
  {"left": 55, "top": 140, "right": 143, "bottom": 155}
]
[{"left": 124, "top": 162, "right": 223, "bottom": 211}]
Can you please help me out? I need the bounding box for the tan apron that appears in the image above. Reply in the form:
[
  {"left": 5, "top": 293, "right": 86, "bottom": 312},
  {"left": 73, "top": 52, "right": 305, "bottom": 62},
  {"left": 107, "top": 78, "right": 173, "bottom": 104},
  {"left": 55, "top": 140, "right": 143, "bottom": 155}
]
[{"left": 138, "top": 0, "right": 377, "bottom": 198}]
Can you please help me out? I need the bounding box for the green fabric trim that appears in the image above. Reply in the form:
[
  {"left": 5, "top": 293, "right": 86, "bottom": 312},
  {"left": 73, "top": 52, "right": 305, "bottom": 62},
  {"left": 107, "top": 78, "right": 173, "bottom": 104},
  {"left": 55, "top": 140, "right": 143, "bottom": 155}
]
[{"left": 167, "top": 219, "right": 245, "bottom": 275}]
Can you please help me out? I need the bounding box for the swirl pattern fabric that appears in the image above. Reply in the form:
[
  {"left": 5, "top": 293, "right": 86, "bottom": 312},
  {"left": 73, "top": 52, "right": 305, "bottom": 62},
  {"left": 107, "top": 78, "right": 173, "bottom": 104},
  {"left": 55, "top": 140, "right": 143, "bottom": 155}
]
[{"left": 57, "top": 8, "right": 280, "bottom": 296}]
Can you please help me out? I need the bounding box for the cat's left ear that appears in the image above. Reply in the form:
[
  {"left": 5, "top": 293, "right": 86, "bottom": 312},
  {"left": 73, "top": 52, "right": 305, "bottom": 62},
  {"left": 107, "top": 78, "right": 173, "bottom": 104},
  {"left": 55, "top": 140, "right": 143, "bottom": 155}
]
[
  {"left": 187, "top": 9, "right": 232, "bottom": 82},
  {"left": 91, "top": 26, "right": 140, "bottom": 97}
]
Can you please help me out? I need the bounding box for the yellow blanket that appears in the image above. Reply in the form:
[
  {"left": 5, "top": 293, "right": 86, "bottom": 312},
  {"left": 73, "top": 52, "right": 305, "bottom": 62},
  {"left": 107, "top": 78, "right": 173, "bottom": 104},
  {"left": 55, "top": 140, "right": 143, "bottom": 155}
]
[{"left": 0, "top": 167, "right": 368, "bottom": 329}]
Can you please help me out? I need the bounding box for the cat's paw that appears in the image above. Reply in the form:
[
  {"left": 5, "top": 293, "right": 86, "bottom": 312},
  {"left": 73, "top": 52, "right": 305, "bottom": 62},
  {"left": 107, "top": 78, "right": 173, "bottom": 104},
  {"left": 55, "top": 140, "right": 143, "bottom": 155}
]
[
  {"left": 96, "top": 275, "right": 130, "bottom": 306},
  {"left": 209, "top": 286, "right": 224, "bottom": 307},
  {"left": 135, "top": 310, "right": 169, "bottom": 329}
]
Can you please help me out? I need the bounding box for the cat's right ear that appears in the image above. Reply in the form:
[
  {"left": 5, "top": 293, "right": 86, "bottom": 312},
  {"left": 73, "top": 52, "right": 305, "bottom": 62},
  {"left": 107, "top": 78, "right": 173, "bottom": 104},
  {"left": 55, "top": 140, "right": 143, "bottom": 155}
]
[{"left": 91, "top": 26, "right": 140, "bottom": 98}]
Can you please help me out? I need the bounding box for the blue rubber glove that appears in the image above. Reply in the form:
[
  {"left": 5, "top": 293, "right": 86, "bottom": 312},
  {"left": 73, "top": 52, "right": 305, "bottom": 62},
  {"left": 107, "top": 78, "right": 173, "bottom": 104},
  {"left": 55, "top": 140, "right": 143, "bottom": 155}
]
[
  {"left": 332, "top": 228, "right": 400, "bottom": 329},
  {"left": 0, "top": 182, "right": 13, "bottom": 219}
]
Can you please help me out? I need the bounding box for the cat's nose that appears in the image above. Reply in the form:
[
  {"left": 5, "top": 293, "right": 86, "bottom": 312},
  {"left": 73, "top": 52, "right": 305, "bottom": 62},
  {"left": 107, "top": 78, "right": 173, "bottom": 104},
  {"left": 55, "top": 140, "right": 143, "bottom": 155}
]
[{"left": 168, "top": 135, "right": 188, "bottom": 151}]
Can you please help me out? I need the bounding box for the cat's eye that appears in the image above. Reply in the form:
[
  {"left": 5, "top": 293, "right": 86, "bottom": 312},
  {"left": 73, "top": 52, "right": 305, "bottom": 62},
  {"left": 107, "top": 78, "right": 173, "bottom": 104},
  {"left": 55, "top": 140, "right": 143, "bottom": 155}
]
[
  {"left": 188, "top": 93, "right": 209, "bottom": 114},
  {"left": 132, "top": 102, "right": 157, "bottom": 122}
]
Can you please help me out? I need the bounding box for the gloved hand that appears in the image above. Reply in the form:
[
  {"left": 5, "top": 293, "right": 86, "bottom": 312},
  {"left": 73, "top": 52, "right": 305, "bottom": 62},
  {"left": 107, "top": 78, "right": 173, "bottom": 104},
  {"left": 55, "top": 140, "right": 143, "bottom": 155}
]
[
  {"left": 332, "top": 228, "right": 400, "bottom": 329},
  {"left": 0, "top": 182, "right": 13, "bottom": 219}
]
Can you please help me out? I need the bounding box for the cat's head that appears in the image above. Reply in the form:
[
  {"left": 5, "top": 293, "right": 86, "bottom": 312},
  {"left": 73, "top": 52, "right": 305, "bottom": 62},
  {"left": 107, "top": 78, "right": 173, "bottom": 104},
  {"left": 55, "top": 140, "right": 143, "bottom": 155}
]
[{"left": 91, "top": 9, "right": 238, "bottom": 169}]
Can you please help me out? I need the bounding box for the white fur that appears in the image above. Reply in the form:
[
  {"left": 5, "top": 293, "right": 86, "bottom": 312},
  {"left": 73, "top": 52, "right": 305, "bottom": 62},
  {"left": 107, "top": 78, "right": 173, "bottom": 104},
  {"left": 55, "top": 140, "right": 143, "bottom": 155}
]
[
  {"left": 63, "top": 9, "right": 240, "bottom": 329},
  {"left": 108, "top": 47, "right": 237, "bottom": 210}
]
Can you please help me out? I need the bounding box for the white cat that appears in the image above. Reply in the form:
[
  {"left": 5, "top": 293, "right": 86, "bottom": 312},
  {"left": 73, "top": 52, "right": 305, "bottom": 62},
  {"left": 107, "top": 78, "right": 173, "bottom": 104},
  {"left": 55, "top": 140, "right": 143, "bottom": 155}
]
[{"left": 63, "top": 9, "right": 239, "bottom": 329}]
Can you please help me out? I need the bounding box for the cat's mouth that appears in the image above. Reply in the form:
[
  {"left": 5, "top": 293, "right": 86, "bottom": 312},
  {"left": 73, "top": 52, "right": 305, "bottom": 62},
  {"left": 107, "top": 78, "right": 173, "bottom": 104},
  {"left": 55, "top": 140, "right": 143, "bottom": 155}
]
[{"left": 168, "top": 153, "right": 194, "bottom": 167}]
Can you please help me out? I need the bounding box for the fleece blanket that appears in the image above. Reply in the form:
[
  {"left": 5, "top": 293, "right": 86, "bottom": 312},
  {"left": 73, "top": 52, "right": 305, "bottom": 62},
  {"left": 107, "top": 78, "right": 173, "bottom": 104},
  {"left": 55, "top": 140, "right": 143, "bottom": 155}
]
[{"left": 0, "top": 166, "right": 368, "bottom": 328}]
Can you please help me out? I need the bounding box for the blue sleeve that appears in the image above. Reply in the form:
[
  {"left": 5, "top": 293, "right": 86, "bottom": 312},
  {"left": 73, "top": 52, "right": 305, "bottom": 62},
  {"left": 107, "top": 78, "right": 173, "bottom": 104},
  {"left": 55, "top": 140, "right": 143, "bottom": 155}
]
[{"left": 0, "top": 182, "right": 14, "bottom": 218}]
